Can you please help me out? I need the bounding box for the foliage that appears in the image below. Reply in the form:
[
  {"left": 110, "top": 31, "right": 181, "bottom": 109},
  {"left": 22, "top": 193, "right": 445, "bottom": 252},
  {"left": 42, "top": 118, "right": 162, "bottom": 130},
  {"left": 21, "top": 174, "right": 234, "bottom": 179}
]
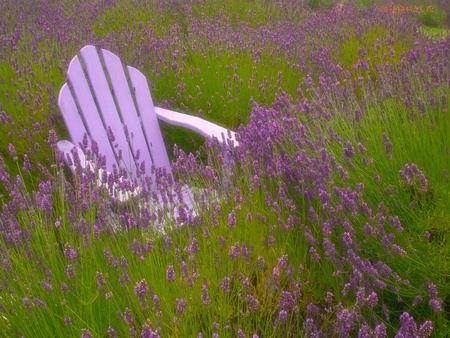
[{"left": 0, "top": 0, "right": 449, "bottom": 337}]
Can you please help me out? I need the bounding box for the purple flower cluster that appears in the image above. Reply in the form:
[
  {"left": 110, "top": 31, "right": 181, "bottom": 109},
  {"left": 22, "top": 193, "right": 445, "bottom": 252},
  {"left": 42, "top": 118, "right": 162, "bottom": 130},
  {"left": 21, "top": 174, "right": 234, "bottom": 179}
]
[{"left": 0, "top": 0, "right": 447, "bottom": 337}]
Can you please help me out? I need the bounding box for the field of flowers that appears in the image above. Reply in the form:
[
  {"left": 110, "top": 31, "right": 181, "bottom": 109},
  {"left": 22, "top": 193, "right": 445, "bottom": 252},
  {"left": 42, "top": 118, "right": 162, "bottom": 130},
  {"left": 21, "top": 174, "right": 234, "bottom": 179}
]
[{"left": 1, "top": 0, "right": 449, "bottom": 336}]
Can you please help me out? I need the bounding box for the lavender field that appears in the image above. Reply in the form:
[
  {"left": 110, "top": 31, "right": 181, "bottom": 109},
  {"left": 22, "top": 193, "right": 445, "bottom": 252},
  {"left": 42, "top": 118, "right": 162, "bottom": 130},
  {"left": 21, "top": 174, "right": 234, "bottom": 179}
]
[{"left": 1, "top": 0, "right": 449, "bottom": 337}]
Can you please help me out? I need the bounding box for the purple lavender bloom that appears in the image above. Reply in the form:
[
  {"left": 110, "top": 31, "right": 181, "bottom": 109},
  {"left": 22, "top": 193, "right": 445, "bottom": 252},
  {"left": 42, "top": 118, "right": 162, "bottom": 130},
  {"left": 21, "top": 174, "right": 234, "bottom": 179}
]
[
  {"left": 303, "top": 318, "right": 315, "bottom": 332},
  {"left": 357, "top": 142, "right": 367, "bottom": 155},
  {"left": 428, "top": 282, "right": 438, "bottom": 299},
  {"left": 278, "top": 255, "right": 288, "bottom": 269},
  {"left": 397, "top": 312, "right": 418, "bottom": 337},
  {"left": 247, "top": 294, "right": 259, "bottom": 313},
  {"left": 228, "top": 211, "right": 237, "bottom": 229},
  {"left": 382, "top": 133, "right": 393, "bottom": 155},
  {"left": 181, "top": 261, "right": 189, "bottom": 278},
  {"left": 417, "top": 97, "right": 426, "bottom": 116},
  {"left": 278, "top": 291, "right": 295, "bottom": 310},
  {"left": 22, "top": 298, "right": 32, "bottom": 312},
  {"left": 412, "top": 295, "right": 423, "bottom": 306},
  {"left": 343, "top": 140, "right": 355, "bottom": 158},
  {"left": 367, "top": 292, "right": 379, "bottom": 308},
  {"left": 123, "top": 307, "right": 134, "bottom": 325},
  {"left": 81, "top": 329, "right": 92, "bottom": 338},
  {"left": 61, "top": 283, "right": 69, "bottom": 293},
  {"left": 418, "top": 321, "right": 433, "bottom": 337},
  {"left": 229, "top": 242, "right": 240, "bottom": 260},
  {"left": 166, "top": 265, "right": 176, "bottom": 283},
  {"left": 64, "top": 317, "right": 72, "bottom": 326},
  {"left": 40, "top": 282, "right": 53, "bottom": 293},
  {"left": 221, "top": 277, "right": 230, "bottom": 293},
  {"left": 237, "top": 329, "right": 246, "bottom": 338},
  {"left": 335, "top": 308, "right": 357, "bottom": 336},
  {"left": 306, "top": 303, "right": 320, "bottom": 314},
  {"left": 64, "top": 265, "right": 76, "bottom": 278},
  {"left": 33, "top": 298, "right": 47, "bottom": 310},
  {"left": 277, "top": 309, "right": 288, "bottom": 324},
  {"left": 152, "top": 293, "right": 161, "bottom": 312},
  {"left": 119, "top": 272, "right": 131, "bottom": 286},
  {"left": 342, "top": 232, "right": 353, "bottom": 247},
  {"left": 165, "top": 236, "right": 172, "bottom": 248},
  {"left": 107, "top": 327, "right": 118, "bottom": 338},
  {"left": 176, "top": 298, "right": 187, "bottom": 317},
  {"left": 392, "top": 244, "right": 407, "bottom": 257},
  {"left": 96, "top": 271, "right": 106, "bottom": 289},
  {"left": 355, "top": 108, "right": 363, "bottom": 122},
  {"left": 8, "top": 144, "right": 17, "bottom": 161},
  {"left": 374, "top": 323, "right": 387, "bottom": 337},
  {"left": 325, "top": 292, "right": 333, "bottom": 304},
  {"left": 309, "top": 247, "right": 321, "bottom": 262},
  {"left": 188, "top": 237, "right": 199, "bottom": 254},
  {"left": 134, "top": 279, "right": 149, "bottom": 310},
  {"left": 141, "top": 323, "right": 161, "bottom": 338},
  {"left": 201, "top": 283, "right": 211, "bottom": 306},
  {"left": 429, "top": 298, "right": 443, "bottom": 312},
  {"left": 258, "top": 256, "right": 264, "bottom": 271}
]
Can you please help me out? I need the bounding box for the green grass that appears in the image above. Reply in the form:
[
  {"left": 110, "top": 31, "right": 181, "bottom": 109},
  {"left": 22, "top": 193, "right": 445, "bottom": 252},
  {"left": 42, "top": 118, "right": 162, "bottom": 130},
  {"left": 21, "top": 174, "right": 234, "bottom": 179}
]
[{"left": 0, "top": 0, "right": 449, "bottom": 336}]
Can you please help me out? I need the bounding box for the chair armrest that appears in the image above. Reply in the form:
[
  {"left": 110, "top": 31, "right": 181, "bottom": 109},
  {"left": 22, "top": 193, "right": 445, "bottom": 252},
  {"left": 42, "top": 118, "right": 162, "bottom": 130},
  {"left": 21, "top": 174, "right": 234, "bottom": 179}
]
[{"left": 154, "top": 107, "right": 239, "bottom": 149}]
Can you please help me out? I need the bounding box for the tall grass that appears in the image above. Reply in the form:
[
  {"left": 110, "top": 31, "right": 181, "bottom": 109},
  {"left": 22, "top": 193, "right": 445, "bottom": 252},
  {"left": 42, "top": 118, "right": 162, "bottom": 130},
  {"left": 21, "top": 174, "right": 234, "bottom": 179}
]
[{"left": 0, "top": 0, "right": 449, "bottom": 336}]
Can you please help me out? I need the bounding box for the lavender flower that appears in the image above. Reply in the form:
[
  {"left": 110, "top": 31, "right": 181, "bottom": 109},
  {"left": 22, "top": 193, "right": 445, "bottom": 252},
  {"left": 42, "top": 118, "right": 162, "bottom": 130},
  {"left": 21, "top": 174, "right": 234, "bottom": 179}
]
[
  {"left": 278, "top": 291, "right": 295, "bottom": 310},
  {"left": 418, "top": 321, "right": 433, "bottom": 337},
  {"left": 221, "top": 277, "right": 230, "bottom": 293},
  {"left": 123, "top": 307, "right": 134, "bottom": 325},
  {"left": 229, "top": 242, "right": 240, "bottom": 260},
  {"left": 22, "top": 298, "right": 32, "bottom": 312},
  {"left": 367, "top": 292, "right": 378, "bottom": 308},
  {"left": 96, "top": 271, "right": 106, "bottom": 289},
  {"left": 166, "top": 265, "right": 176, "bottom": 283},
  {"left": 247, "top": 294, "right": 259, "bottom": 313},
  {"left": 81, "top": 329, "right": 92, "bottom": 338},
  {"left": 64, "top": 317, "right": 72, "bottom": 326},
  {"left": 176, "top": 298, "right": 187, "bottom": 317},
  {"left": 201, "top": 283, "right": 211, "bottom": 306},
  {"left": 64, "top": 265, "right": 76, "bottom": 279},
  {"left": 374, "top": 323, "right": 387, "bottom": 337},
  {"left": 429, "top": 299, "right": 442, "bottom": 312},
  {"left": 343, "top": 140, "right": 355, "bottom": 158},
  {"left": 309, "top": 247, "right": 320, "bottom": 262},
  {"left": 277, "top": 310, "right": 288, "bottom": 324},
  {"left": 134, "top": 279, "right": 149, "bottom": 310},
  {"left": 228, "top": 210, "right": 237, "bottom": 229},
  {"left": 107, "top": 327, "right": 118, "bottom": 338},
  {"left": 33, "top": 298, "right": 47, "bottom": 310},
  {"left": 382, "top": 133, "right": 392, "bottom": 155},
  {"left": 40, "top": 282, "right": 53, "bottom": 293}
]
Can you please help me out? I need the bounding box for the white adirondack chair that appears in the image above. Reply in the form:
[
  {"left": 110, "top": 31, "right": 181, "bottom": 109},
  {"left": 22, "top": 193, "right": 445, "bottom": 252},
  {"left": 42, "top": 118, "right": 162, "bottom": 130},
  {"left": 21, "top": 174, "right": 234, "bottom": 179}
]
[{"left": 57, "top": 45, "right": 237, "bottom": 210}]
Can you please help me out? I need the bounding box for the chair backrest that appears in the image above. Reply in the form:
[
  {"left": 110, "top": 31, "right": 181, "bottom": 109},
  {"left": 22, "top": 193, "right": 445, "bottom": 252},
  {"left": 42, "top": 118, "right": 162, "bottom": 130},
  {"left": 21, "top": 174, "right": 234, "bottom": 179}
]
[{"left": 58, "top": 45, "right": 171, "bottom": 178}]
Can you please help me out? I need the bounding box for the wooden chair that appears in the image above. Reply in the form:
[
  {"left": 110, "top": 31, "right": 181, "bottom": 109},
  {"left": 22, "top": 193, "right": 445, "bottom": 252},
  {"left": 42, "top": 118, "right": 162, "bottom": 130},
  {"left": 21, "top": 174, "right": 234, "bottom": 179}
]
[{"left": 57, "top": 45, "right": 237, "bottom": 209}]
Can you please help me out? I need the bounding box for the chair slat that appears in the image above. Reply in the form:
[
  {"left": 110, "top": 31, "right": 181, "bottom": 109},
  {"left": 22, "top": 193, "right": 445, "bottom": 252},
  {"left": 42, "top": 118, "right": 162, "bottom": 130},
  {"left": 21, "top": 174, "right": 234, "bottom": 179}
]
[
  {"left": 101, "top": 49, "right": 155, "bottom": 177},
  {"left": 66, "top": 55, "right": 118, "bottom": 172},
  {"left": 79, "top": 45, "right": 137, "bottom": 175},
  {"left": 58, "top": 83, "right": 88, "bottom": 147},
  {"left": 127, "top": 66, "right": 171, "bottom": 172}
]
